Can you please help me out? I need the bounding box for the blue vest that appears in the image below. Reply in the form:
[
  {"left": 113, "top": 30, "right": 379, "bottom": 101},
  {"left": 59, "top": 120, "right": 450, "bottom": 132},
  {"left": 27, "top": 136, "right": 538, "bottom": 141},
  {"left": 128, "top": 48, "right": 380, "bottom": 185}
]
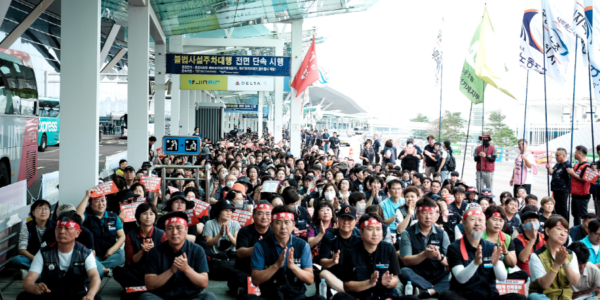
[
  {"left": 346, "top": 242, "right": 399, "bottom": 300},
  {"left": 41, "top": 242, "right": 91, "bottom": 296},
  {"left": 256, "top": 235, "right": 307, "bottom": 300},
  {"left": 26, "top": 220, "right": 56, "bottom": 255},
  {"left": 449, "top": 238, "right": 499, "bottom": 299},
  {"left": 406, "top": 223, "right": 445, "bottom": 279},
  {"left": 83, "top": 209, "right": 118, "bottom": 258},
  {"left": 127, "top": 226, "right": 164, "bottom": 270}
]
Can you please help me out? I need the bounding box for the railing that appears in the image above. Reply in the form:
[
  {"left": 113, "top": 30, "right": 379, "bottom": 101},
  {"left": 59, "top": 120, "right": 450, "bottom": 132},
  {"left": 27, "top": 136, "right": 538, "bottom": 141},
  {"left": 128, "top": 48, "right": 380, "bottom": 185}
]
[{"left": 147, "top": 165, "right": 211, "bottom": 205}]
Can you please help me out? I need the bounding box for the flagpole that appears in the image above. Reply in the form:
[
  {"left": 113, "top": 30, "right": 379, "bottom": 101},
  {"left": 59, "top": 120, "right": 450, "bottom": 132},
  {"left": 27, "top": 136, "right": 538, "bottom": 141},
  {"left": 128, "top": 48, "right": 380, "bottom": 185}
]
[
  {"left": 521, "top": 70, "right": 529, "bottom": 194},
  {"left": 586, "top": 38, "right": 598, "bottom": 214},
  {"left": 568, "top": 40, "right": 578, "bottom": 219},
  {"left": 543, "top": 14, "right": 550, "bottom": 197},
  {"left": 438, "top": 63, "right": 443, "bottom": 143},
  {"left": 461, "top": 102, "right": 473, "bottom": 181}
]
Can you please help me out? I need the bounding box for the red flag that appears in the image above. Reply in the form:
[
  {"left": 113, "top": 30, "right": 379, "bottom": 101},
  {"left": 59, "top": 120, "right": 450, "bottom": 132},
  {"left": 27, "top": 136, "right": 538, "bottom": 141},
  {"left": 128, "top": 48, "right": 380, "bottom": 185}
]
[{"left": 290, "top": 37, "right": 318, "bottom": 96}]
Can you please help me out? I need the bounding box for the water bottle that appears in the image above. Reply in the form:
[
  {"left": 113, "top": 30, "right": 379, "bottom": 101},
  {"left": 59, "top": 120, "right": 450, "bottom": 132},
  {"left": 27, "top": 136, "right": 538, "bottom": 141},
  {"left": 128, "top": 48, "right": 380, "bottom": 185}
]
[
  {"left": 405, "top": 281, "right": 413, "bottom": 296},
  {"left": 525, "top": 278, "right": 530, "bottom": 296},
  {"left": 319, "top": 279, "right": 327, "bottom": 296}
]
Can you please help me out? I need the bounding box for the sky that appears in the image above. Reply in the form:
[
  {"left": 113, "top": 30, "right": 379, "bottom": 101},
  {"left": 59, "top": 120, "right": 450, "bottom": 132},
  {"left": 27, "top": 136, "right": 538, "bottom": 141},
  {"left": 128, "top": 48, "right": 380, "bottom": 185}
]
[{"left": 298, "top": 0, "right": 596, "bottom": 123}]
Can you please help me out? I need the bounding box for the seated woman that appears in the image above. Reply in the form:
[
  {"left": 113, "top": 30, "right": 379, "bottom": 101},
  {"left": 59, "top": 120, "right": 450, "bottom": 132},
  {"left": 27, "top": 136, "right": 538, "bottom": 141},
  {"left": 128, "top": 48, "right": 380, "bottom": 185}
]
[
  {"left": 13, "top": 199, "right": 55, "bottom": 273},
  {"left": 528, "top": 216, "right": 581, "bottom": 299},
  {"left": 307, "top": 201, "right": 337, "bottom": 252},
  {"left": 113, "top": 203, "right": 166, "bottom": 288},
  {"left": 157, "top": 192, "right": 201, "bottom": 242},
  {"left": 185, "top": 186, "right": 208, "bottom": 234},
  {"left": 203, "top": 195, "right": 241, "bottom": 258},
  {"left": 130, "top": 182, "right": 156, "bottom": 207},
  {"left": 434, "top": 196, "right": 461, "bottom": 242},
  {"left": 364, "top": 176, "right": 387, "bottom": 206},
  {"left": 538, "top": 197, "right": 555, "bottom": 234},
  {"left": 337, "top": 178, "right": 354, "bottom": 205},
  {"left": 504, "top": 197, "right": 522, "bottom": 234}
]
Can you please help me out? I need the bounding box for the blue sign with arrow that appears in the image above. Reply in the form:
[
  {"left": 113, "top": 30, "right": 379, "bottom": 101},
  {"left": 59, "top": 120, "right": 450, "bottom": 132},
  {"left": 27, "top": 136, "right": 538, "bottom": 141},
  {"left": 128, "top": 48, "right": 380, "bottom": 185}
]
[{"left": 163, "top": 136, "right": 201, "bottom": 155}]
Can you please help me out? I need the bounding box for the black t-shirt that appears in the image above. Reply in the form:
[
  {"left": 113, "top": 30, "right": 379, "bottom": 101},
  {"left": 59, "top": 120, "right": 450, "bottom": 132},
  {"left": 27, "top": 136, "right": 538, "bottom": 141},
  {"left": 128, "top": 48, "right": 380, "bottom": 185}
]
[
  {"left": 424, "top": 144, "right": 436, "bottom": 167},
  {"left": 78, "top": 226, "right": 95, "bottom": 250},
  {"left": 550, "top": 161, "right": 572, "bottom": 193},
  {"left": 340, "top": 243, "right": 401, "bottom": 297},
  {"left": 235, "top": 225, "right": 273, "bottom": 274},
  {"left": 329, "top": 137, "right": 340, "bottom": 149},
  {"left": 399, "top": 150, "right": 420, "bottom": 172}
]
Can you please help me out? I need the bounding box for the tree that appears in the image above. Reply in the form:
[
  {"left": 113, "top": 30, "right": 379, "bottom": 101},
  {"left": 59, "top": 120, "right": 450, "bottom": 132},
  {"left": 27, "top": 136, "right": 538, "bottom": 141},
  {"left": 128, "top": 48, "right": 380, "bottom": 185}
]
[
  {"left": 485, "top": 111, "right": 518, "bottom": 147},
  {"left": 428, "top": 110, "right": 466, "bottom": 143},
  {"left": 410, "top": 113, "right": 429, "bottom": 123}
]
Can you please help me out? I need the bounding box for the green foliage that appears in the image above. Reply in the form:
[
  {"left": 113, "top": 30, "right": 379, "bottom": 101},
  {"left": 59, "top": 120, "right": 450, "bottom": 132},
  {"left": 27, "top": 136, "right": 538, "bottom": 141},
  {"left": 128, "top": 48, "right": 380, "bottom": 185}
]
[
  {"left": 485, "top": 111, "right": 518, "bottom": 147},
  {"left": 410, "top": 113, "right": 429, "bottom": 123},
  {"left": 428, "top": 111, "right": 466, "bottom": 143}
]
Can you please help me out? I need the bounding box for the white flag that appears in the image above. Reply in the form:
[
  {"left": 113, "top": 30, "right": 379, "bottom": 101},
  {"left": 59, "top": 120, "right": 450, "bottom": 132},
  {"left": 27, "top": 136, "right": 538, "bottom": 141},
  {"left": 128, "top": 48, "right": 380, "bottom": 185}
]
[
  {"left": 587, "top": 0, "right": 600, "bottom": 102},
  {"left": 519, "top": 0, "right": 545, "bottom": 74},
  {"left": 574, "top": 0, "right": 588, "bottom": 67},
  {"left": 432, "top": 19, "right": 443, "bottom": 88},
  {"left": 542, "top": 0, "right": 576, "bottom": 85}
]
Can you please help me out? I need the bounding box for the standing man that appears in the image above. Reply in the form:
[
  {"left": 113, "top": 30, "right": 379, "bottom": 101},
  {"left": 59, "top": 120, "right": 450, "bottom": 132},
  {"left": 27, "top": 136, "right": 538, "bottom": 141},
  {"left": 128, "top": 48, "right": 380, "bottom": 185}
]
[
  {"left": 473, "top": 133, "right": 496, "bottom": 193},
  {"left": 250, "top": 205, "right": 324, "bottom": 300},
  {"left": 329, "top": 132, "right": 340, "bottom": 158},
  {"left": 373, "top": 134, "right": 381, "bottom": 165},
  {"left": 567, "top": 145, "right": 592, "bottom": 226},
  {"left": 322, "top": 129, "right": 331, "bottom": 154},
  {"left": 399, "top": 198, "right": 450, "bottom": 299},
  {"left": 423, "top": 135, "right": 437, "bottom": 178},
  {"left": 510, "top": 139, "right": 535, "bottom": 195},
  {"left": 149, "top": 136, "right": 157, "bottom": 153},
  {"left": 546, "top": 148, "right": 571, "bottom": 221},
  {"left": 18, "top": 213, "right": 101, "bottom": 300}
]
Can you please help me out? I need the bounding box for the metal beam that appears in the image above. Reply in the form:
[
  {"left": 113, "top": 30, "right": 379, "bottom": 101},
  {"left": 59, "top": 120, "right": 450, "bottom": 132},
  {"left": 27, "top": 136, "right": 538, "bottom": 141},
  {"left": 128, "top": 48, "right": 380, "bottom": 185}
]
[
  {"left": 149, "top": 4, "right": 166, "bottom": 44},
  {"left": 100, "top": 23, "right": 121, "bottom": 68},
  {"left": 0, "top": 0, "right": 55, "bottom": 49},
  {"left": 182, "top": 37, "right": 284, "bottom": 48},
  {"left": 100, "top": 48, "right": 127, "bottom": 73},
  {"left": 0, "top": 0, "right": 11, "bottom": 29},
  {"left": 129, "top": 0, "right": 147, "bottom": 6}
]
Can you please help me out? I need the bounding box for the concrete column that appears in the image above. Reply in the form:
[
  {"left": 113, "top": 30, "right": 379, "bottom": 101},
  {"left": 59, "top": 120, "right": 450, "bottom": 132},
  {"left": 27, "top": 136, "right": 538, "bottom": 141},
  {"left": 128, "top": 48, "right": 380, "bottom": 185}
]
[
  {"left": 169, "top": 35, "right": 182, "bottom": 135},
  {"left": 154, "top": 43, "right": 166, "bottom": 148},
  {"left": 180, "top": 90, "right": 189, "bottom": 135},
  {"left": 127, "top": 3, "right": 149, "bottom": 170},
  {"left": 258, "top": 92, "right": 264, "bottom": 135},
  {"left": 290, "top": 20, "right": 303, "bottom": 156},
  {"left": 59, "top": 0, "right": 100, "bottom": 205},
  {"left": 274, "top": 45, "right": 284, "bottom": 143},
  {"left": 189, "top": 90, "right": 196, "bottom": 133}
]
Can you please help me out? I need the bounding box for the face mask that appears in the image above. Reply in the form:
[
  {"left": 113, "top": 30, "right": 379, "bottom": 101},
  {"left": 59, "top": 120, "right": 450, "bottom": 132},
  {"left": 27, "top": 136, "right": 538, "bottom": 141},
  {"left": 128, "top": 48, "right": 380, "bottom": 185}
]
[
  {"left": 356, "top": 203, "right": 366, "bottom": 211},
  {"left": 221, "top": 173, "right": 228, "bottom": 179},
  {"left": 483, "top": 140, "right": 490, "bottom": 146},
  {"left": 234, "top": 200, "right": 244, "bottom": 209},
  {"left": 324, "top": 192, "right": 334, "bottom": 201},
  {"left": 226, "top": 181, "right": 235, "bottom": 188},
  {"left": 523, "top": 222, "right": 540, "bottom": 232}
]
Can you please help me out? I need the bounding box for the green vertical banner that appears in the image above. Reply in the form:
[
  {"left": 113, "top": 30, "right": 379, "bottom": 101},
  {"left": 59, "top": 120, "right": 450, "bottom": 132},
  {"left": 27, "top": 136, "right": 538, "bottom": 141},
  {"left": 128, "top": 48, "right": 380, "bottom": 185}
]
[{"left": 459, "top": 21, "right": 487, "bottom": 104}]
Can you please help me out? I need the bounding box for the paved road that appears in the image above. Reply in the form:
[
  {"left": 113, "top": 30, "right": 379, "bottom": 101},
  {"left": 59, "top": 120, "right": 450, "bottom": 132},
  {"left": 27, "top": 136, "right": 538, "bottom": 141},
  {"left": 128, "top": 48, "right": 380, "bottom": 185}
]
[{"left": 29, "top": 140, "right": 127, "bottom": 200}]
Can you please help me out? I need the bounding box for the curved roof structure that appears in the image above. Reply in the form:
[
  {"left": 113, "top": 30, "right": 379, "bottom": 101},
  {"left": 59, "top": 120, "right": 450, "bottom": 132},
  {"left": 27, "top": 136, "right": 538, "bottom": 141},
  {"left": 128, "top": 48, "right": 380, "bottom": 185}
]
[{"left": 307, "top": 86, "right": 366, "bottom": 114}]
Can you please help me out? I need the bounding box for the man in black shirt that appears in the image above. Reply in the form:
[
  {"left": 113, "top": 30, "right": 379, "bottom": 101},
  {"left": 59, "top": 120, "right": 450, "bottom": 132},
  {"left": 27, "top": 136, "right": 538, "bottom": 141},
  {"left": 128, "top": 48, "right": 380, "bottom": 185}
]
[
  {"left": 329, "top": 132, "right": 340, "bottom": 158},
  {"left": 546, "top": 147, "right": 571, "bottom": 221},
  {"left": 423, "top": 135, "right": 437, "bottom": 178},
  {"left": 228, "top": 201, "right": 273, "bottom": 297}
]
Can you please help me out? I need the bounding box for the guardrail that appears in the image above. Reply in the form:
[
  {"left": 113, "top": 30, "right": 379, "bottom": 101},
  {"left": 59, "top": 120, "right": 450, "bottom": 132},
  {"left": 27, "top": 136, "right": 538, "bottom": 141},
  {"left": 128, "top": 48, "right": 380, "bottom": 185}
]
[{"left": 147, "top": 165, "right": 211, "bottom": 206}]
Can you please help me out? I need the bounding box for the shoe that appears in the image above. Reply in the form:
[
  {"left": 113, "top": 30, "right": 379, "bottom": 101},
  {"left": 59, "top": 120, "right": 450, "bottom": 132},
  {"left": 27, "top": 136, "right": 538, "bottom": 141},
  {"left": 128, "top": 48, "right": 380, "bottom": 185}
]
[
  {"left": 418, "top": 290, "right": 431, "bottom": 299},
  {"left": 105, "top": 269, "right": 113, "bottom": 277},
  {"left": 20, "top": 269, "right": 27, "bottom": 280},
  {"left": 414, "top": 287, "right": 420, "bottom": 296}
]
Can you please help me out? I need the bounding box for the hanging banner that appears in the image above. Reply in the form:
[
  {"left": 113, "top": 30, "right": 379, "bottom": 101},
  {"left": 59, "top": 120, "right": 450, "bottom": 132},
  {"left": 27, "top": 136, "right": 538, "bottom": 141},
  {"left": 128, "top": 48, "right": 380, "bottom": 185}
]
[
  {"left": 225, "top": 104, "right": 258, "bottom": 113},
  {"left": 181, "top": 75, "right": 275, "bottom": 91},
  {"left": 166, "top": 54, "right": 291, "bottom": 77},
  {"left": 228, "top": 76, "right": 275, "bottom": 91},
  {"left": 242, "top": 113, "right": 269, "bottom": 119}
]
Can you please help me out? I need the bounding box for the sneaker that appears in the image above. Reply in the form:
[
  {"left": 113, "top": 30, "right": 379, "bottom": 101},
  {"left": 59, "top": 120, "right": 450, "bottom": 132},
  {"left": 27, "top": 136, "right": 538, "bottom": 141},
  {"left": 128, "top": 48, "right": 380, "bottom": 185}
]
[
  {"left": 418, "top": 290, "right": 432, "bottom": 299},
  {"left": 20, "top": 269, "right": 27, "bottom": 280},
  {"left": 105, "top": 268, "right": 113, "bottom": 277}
]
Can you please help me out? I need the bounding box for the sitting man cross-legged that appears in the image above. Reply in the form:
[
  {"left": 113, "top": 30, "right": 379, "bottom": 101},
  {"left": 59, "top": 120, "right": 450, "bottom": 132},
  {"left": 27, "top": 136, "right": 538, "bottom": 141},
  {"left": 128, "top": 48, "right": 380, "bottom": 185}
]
[
  {"left": 18, "top": 212, "right": 101, "bottom": 300},
  {"left": 249, "top": 205, "right": 324, "bottom": 300},
  {"left": 141, "top": 211, "right": 216, "bottom": 300},
  {"left": 399, "top": 197, "right": 450, "bottom": 299},
  {"left": 445, "top": 203, "right": 527, "bottom": 300}
]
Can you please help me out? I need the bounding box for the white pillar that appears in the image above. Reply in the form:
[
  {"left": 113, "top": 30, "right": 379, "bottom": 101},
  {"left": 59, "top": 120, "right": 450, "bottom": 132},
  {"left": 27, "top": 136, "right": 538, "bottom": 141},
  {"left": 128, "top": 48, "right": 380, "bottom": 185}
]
[
  {"left": 274, "top": 44, "right": 284, "bottom": 143},
  {"left": 189, "top": 90, "right": 196, "bottom": 133},
  {"left": 169, "top": 35, "right": 182, "bottom": 135},
  {"left": 290, "top": 20, "right": 304, "bottom": 156},
  {"left": 127, "top": 3, "right": 149, "bottom": 170},
  {"left": 258, "top": 92, "right": 264, "bottom": 134},
  {"left": 155, "top": 43, "right": 166, "bottom": 148},
  {"left": 60, "top": 0, "right": 100, "bottom": 205},
  {"left": 180, "top": 90, "right": 189, "bottom": 135}
]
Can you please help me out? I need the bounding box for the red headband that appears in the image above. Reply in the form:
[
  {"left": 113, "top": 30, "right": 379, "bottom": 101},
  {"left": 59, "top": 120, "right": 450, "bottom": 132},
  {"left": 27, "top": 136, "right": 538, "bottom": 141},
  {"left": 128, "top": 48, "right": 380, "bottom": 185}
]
[
  {"left": 417, "top": 206, "right": 436, "bottom": 212},
  {"left": 360, "top": 218, "right": 382, "bottom": 229},
  {"left": 165, "top": 217, "right": 188, "bottom": 227},
  {"left": 272, "top": 212, "right": 294, "bottom": 221},
  {"left": 463, "top": 209, "right": 484, "bottom": 220},
  {"left": 556, "top": 221, "right": 565, "bottom": 228},
  {"left": 57, "top": 220, "right": 81, "bottom": 231},
  {"left": 256, "top": 203, "right": 273, "bottom": 211},
  {"left": 486, "top": 212, "right": 502, "bottom": 219}
]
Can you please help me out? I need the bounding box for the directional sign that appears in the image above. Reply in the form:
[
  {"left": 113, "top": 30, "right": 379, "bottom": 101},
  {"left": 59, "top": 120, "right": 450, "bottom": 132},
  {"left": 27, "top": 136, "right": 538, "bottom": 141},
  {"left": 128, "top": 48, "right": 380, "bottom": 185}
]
[{"left": 163, "top": 136, "right": 201, "bottom": 155}]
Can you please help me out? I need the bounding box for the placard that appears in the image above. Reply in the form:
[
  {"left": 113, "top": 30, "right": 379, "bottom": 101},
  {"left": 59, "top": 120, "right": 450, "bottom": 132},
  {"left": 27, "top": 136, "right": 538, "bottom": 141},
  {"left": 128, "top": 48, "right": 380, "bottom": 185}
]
[
  {"left": 120, "top": 203, "right": 142, "bottom": 223},
  {"left": 220, "top": 141, "right": 227, "bottom": 147},
  {"left": 446, "top": 194, "right": 455, "bottom": 205},
  {"left": 357, "top": 209, "right": 365, "bottom": 220},
  {"left": 247, "top": 277, "right": 261, "bottom": 296},
  {"left": 192, "top": 198, "right": 210, "bottom": 219},
  {"left": 262, "top": 181, "right": 280, "bottom": 193},
  {"left": 91, "top": 181, "right": 119, "bottom": 198},
  {"left": 168, "top": 186, "right": 179, "bottom": 194},
  {"left": 307, "top": 207, "right": 314, "bottom": 217},
  {"left": 156, "top": 147, "right": 166, "bottom": 159},
  {"left": 227, "top": 142, "right": 235, "bottom": 147},
  {"left": 125, "top": 286, "right": 148, "bottom": 293},
  {"left": 141, "top": 176, "right": 161, "bottom": 192},
  {"left": 184, "top": 208, "right": 201, "bottom": 226},
  {"left": 231, "top": 209, "right": 253, "bottom": 227},
  {"left": 583, "top": 168, "right": 599, "bottom": 184},
  {"left": 496, "top": 279, "right": 526, "bottom": 296}
]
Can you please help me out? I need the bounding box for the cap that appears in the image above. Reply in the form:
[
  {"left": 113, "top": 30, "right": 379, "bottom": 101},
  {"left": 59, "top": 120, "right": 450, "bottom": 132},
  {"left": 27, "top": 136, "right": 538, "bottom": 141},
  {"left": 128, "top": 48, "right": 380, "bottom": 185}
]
[
  {"left": 212, "top": 199, "right": 236, "bottom": 219},
  {"left": 232, "top": 183, "right": 247, "bottom": 196},
  {"left": 479, "top": 132, "right": 492, "bottom": 141},
  {"left": 479, "top": 188, "right": 494, "bottom": 198},
  {"left": 304, "top": 175, "right": 315, "bottom": 182},
  {"left": 429, "top": 194, "right": 441, "bottom": 200},
  {"left": 141, "top": 161, "right": 152, "bottom": 167},
  {"left": 56, "top": 203, "right": 76, "bottom": 216},
  {"left": 117, "top": 189, "right": 140, "bottom": 202},
  {"left": 520, "top": 210, "right": 539, "bottom": 222},
  {"left": 450, "top": 171, "right": 460, "bottom": 177},
  {"left": 385, "top": 176, "right": 398, "bottom": 184},
  {"left": 338, "top": 205, "right": 357, "bottom": 220},
  {"left": 465, "top": 186, "right": 479, "bottom": 195},
  {"left": 124, "top": 166, "right": 135, "bottom": 172}
]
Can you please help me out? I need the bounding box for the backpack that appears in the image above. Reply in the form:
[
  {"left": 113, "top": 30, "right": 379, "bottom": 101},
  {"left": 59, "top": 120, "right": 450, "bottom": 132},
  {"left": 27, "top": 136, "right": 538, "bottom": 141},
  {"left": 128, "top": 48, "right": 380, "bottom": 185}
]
[{"left": 446, "top": 150, "right": 456, "bottom": 171}]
